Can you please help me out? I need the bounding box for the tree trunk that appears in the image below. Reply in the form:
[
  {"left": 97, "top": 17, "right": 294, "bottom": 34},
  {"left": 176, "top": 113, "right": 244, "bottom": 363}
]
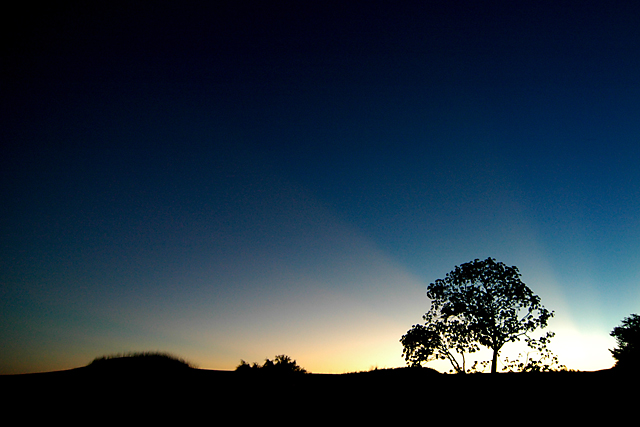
[{"left": 491, "top": 349, "right": 498, "bottom": 374}]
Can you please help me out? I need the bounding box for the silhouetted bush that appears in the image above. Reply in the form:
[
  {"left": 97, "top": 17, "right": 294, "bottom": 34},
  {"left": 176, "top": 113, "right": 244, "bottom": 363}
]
[
  {"left": 354, "top": 366, "right": 441, "bottom": 376},
  {"left": 236, "top": 354, "right": 307, "bottom": 374},
  {"left": 236, "top": 360, "right": 261, "bottom": 372}
]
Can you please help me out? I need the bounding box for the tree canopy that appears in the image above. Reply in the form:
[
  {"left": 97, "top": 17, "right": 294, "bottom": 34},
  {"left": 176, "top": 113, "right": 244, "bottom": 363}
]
[
  {"left": 610, "top": 313, "right": 640, "bottom": 370},
  {"left": 401, "top": 308, "right": 480, "bottom": 373},
  {"left": 402, "top": 258, "right": 554, "bottom": 373}
]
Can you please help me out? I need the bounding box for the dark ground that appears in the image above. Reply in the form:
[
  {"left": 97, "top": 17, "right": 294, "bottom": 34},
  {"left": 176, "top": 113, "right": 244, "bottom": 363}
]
[{"left": 2, "top": 366, "right": 633, "bottom": 420}]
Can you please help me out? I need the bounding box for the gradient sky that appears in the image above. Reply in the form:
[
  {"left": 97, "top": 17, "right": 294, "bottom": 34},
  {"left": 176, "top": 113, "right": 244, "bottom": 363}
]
[{"left": 2, "top": 1, "right": 639, "bottom": 374}]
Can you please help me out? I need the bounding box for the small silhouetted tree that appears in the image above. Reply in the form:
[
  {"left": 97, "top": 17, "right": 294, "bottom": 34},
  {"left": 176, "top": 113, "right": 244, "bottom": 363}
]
[
  {"left": 610, "top": 313, "right": 640, "bottom": 370},
  {"left": 401, "top": 310, "right": 480, "bottom": 373},
  {"left": 402, "top": 258, "right": 554, "bottom": 374}
]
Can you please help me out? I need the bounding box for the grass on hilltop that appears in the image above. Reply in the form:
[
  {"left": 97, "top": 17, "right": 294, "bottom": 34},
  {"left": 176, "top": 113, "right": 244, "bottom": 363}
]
[{"left": 87, "top": 351, "right": 196, "bottom": 372}]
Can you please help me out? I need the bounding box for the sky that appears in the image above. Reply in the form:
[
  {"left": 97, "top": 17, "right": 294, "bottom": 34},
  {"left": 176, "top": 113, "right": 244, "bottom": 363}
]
[{"left": 2, "top": 1, "right": 639, "bottom": 374}]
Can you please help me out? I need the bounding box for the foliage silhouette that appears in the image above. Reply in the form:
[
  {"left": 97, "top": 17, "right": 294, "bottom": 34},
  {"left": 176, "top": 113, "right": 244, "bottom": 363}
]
[
  {"left": 87, "top": 351, "right": 195, "bottom": 373},
  {"left": 610, "top": 313, "right": 640, "bottom": 370},
  {"left": 236, "top": 354, "right": 308, "bottom": 374},
  {"left": 468, "top": 332, "right": 566, "bottom": 373},
  {"left": 402, "top": 258, "right": 554, "bottom": 373},
  {"left": 401, "top": 310, "right": 479, "bottom": 373},
  {"left": 499, "top": 332, "right": 566, "bottom": 372}
]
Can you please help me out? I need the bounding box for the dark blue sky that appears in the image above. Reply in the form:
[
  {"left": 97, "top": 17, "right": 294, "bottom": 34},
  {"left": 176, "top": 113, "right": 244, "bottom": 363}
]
[{"left": 2, "top": 1, "right": 639, "bottom": 373}]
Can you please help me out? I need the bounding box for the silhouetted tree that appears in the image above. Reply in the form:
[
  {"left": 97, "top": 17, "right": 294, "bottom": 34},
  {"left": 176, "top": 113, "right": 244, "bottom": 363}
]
[
  {"left": 402, "top": 258, "right": 554, "bottom": 373},
  {"left": 610, "top": 313, "right": 640, "bottom": 370},
  {"left": 401, "top": 310, "right": 479, "bottom": 373}
]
